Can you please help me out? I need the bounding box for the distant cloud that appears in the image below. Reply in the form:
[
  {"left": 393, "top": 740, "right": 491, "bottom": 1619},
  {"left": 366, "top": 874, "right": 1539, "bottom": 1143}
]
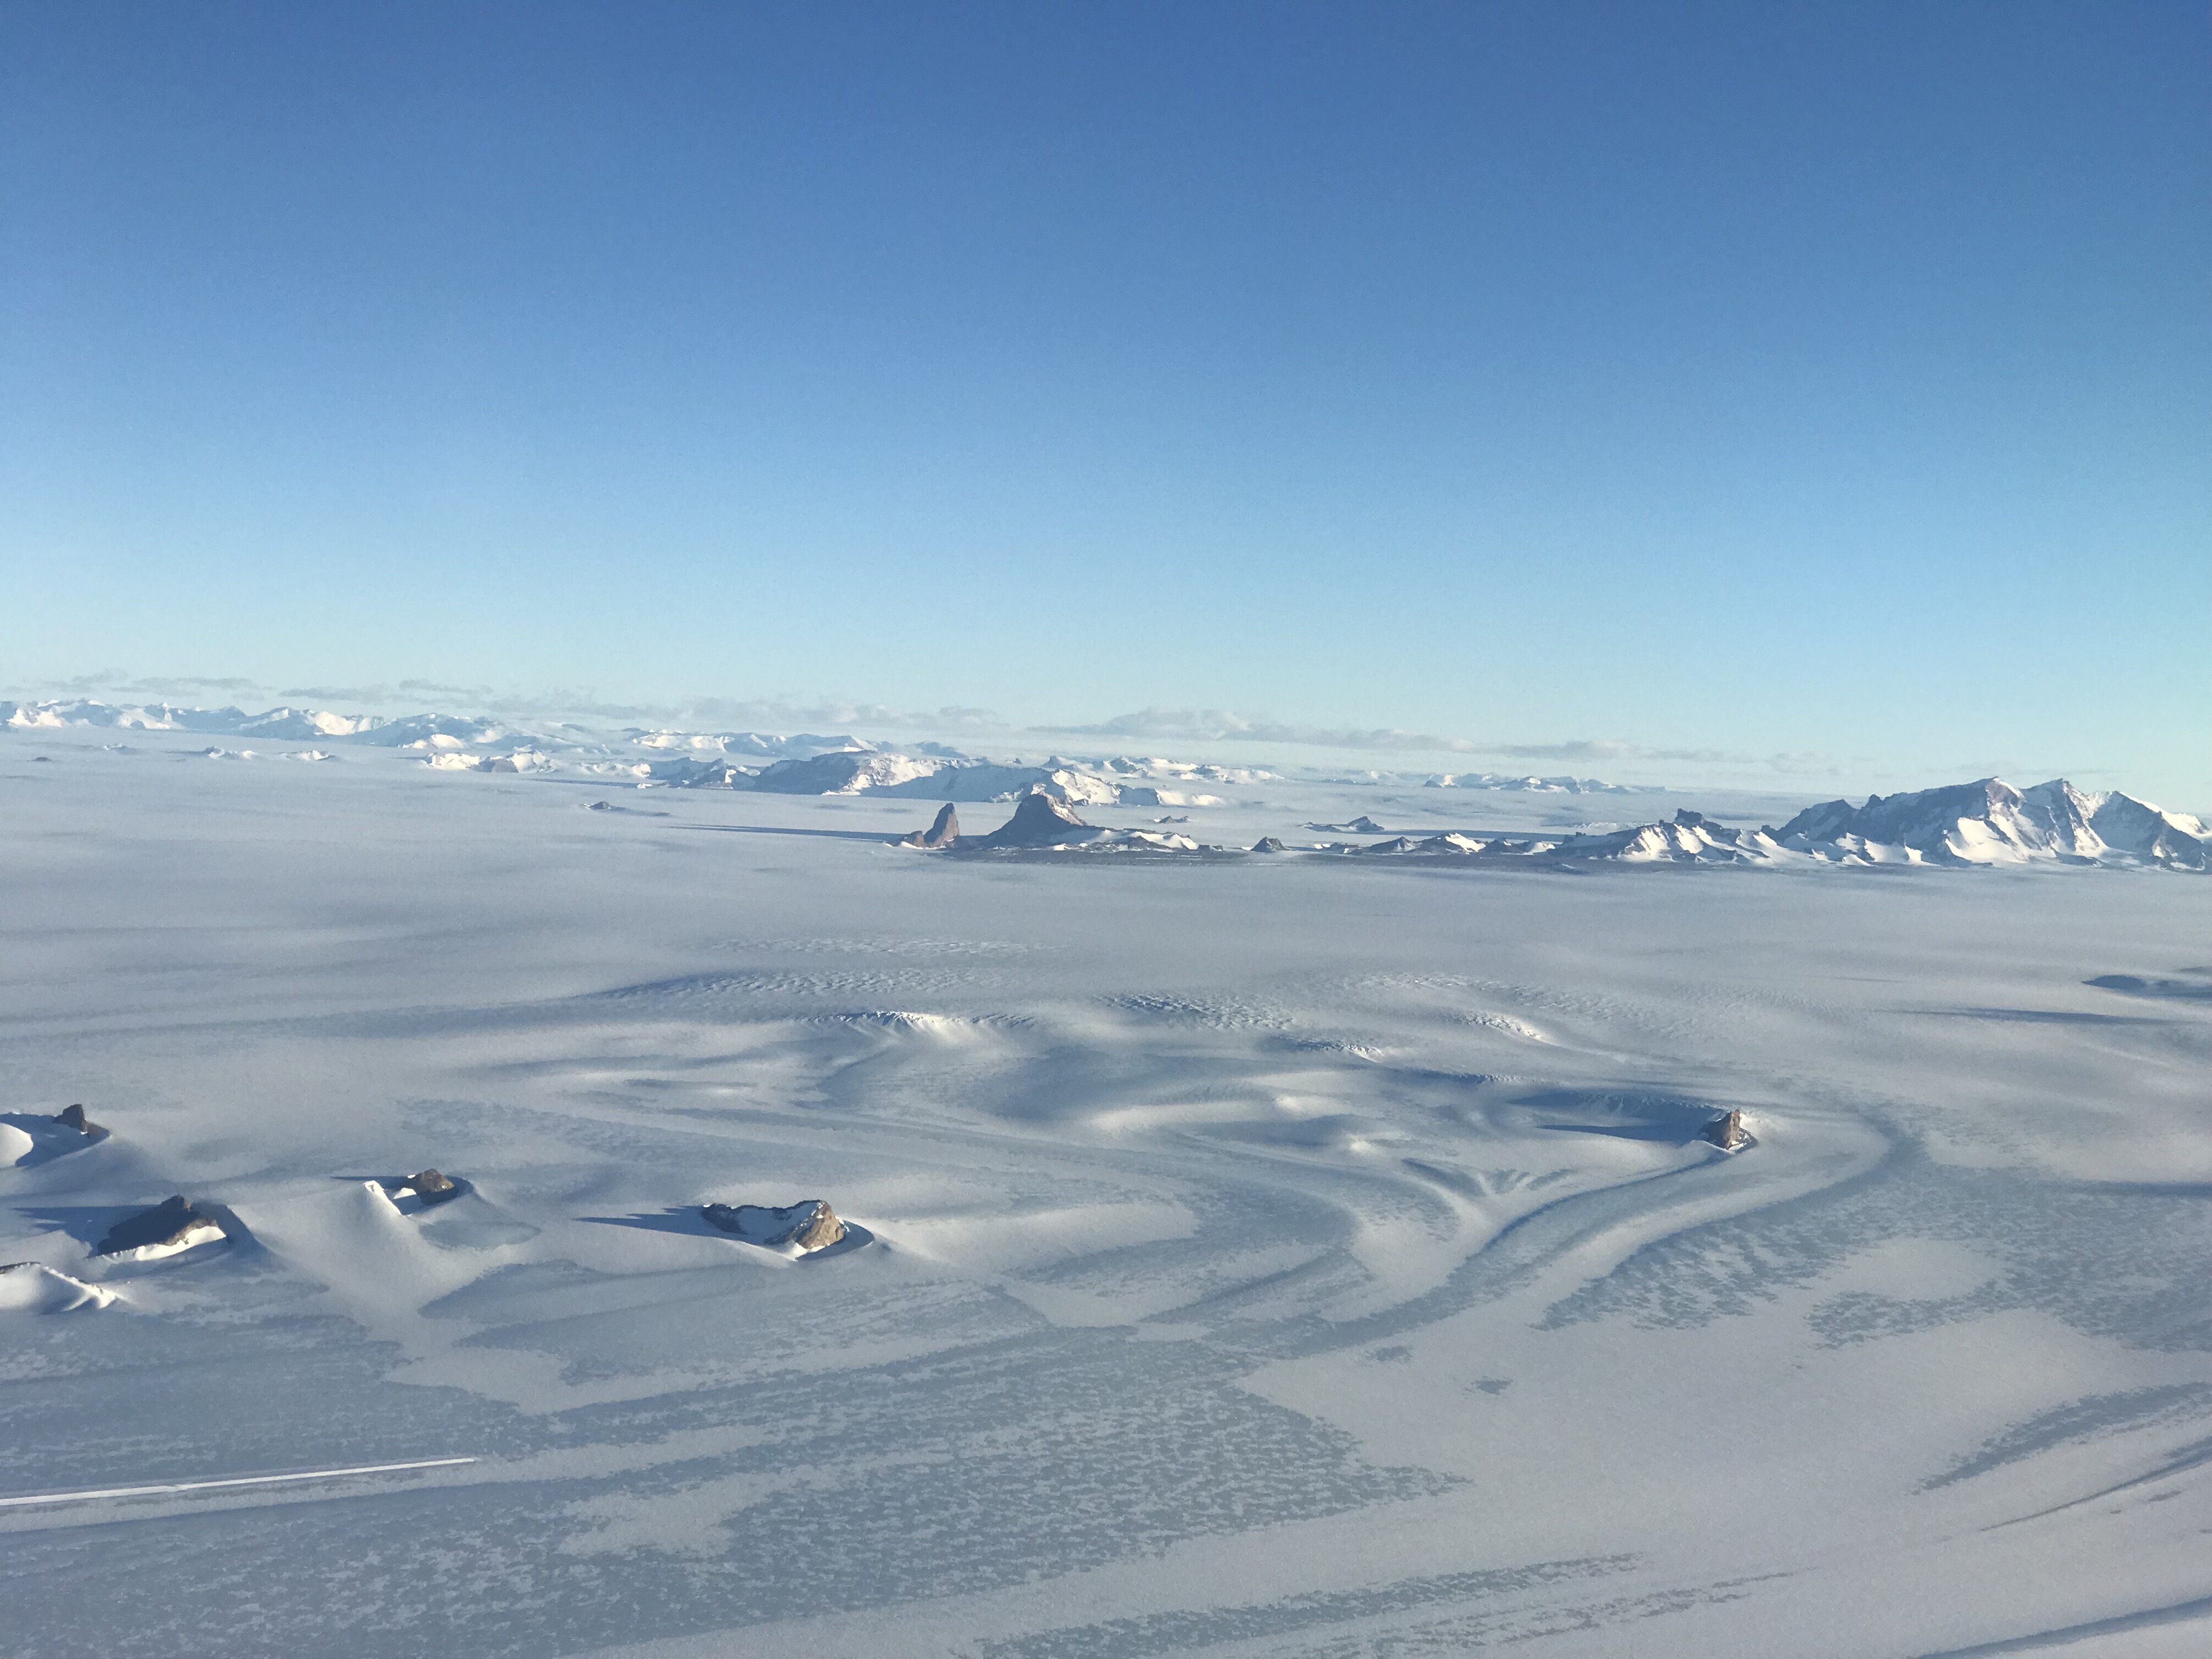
[
  {"left": 1039, "top": 707, "right": 1841, "bottom": 775},
  {"left": 674, "top": 697, "right": 1001, "bottom": 733},
  {"left": 40, "top": 671, "right": 266, "bottom": 698},
  {"left": 1040, "top": 708, "right": 1488, "bottom": 753}
]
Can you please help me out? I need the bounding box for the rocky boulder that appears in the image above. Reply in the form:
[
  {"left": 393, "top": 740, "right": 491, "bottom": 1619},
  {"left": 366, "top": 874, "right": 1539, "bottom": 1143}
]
[
  {"left": 399, "top": 1169, "right": 460, "bottom": 1205},
  {"left": 95, "top": 1196, "right": 227, "bottom": 1259},
  {"left": 702, "top": 1199, "right": 847, "bottom": 1253},
  {"left": 1700, "top": 1109, "right": 1752, "bottom": 1152}
]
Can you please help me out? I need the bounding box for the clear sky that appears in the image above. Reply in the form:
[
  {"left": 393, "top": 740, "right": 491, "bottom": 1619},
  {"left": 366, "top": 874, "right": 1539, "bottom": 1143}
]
[{"left": 4, "top": 2, "right": 2206, "bottom": 799}]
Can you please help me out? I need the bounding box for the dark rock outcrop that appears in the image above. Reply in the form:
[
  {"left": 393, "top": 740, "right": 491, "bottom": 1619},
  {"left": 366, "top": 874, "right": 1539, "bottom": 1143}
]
[
  {"left": 1700, "top": 1110, "right": 1751, "bottom": 1152},
  {"left": 703, "top": 1198, "right": 847, "bottom": 1252},
  {"left": 55, "top": 1103, "right": 101, "bottom": 1136},
  {"left": 95, "top": 1196, "right": 224, "bottom": 1256},
  {"left": 402, "top": 1169, "right": 460, "bottom": 1204},
  {"left": 962, "top": 790, "right": 1102, "bottom": 850},
  {"left": 897, "top": 803, "right": 960, "bottom": 848},
  {"left": 1250, "top": 837, "right": 1288, "bottom": 853}
]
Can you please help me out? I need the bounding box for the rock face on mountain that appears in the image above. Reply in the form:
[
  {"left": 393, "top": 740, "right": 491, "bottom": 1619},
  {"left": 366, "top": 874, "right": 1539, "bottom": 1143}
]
[
  {"left": 702, "top": 1199, "right": 847, "bottom": 1252},
  {"left": 1774, "top": 779, "right": 2208, "bottom": 868},
  {"left": 1701, "top": 1110, "right": 1752, "bottom": 1151},
  {"left": 95, "top": 1196, "right": 226, "bottom": 1259},
  {"left": 962, "top": 790, "right": 1107, "bottom": 849},
  {"left": 55, "top": 1103, "right": 102, "bottom": 1137},
  {"left": 897, "top": 804, "right": 960, "bottom": 848}
]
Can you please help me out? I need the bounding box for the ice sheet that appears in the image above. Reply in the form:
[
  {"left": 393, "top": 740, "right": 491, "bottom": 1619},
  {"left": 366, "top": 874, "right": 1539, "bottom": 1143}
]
[{"left": 2, "top": 731, "right": 2208, "bottom": 1657}]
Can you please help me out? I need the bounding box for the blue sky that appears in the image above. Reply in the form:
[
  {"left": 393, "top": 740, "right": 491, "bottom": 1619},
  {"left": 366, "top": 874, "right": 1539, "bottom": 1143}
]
[{"left": 4, "top": 2, "right": 2206, "bottom": 799}]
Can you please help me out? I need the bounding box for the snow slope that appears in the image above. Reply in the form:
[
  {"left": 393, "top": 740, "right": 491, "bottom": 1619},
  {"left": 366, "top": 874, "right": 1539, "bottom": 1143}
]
[{"left": 2, "top": 722, "right": 2210, "bottom": 1658}]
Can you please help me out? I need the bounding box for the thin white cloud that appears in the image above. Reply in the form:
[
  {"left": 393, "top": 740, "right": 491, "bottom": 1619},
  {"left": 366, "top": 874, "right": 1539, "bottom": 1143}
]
[{"left": 1039, "top": 708, "right": 1842, "bottom": 775}]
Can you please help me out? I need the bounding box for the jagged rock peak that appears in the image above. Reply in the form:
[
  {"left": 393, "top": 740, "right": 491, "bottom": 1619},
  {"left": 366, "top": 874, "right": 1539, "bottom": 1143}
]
[
  {"left": 55, "top": 1103, "right": 101, "bottom": 1136},
  {"left": 898, "top": 803, "right": 960, "bottom": 848},
  {"left": 969, "top": 789, "right": 1098, "bottom": 848}
]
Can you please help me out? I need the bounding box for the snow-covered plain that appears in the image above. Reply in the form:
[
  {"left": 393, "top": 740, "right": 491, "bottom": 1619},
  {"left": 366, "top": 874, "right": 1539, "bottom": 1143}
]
[{"left": 4, "top": 724, "right": 2210, "bottom": 1658}]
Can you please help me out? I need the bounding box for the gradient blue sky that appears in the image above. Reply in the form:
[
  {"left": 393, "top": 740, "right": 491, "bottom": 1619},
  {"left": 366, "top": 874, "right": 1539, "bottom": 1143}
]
[{"left": 4, "top": 2, "right": 2206, "bottom": 798}]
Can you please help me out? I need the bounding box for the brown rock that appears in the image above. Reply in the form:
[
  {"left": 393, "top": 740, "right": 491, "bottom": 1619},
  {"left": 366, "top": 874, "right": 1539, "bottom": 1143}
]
[
  {"left": 55, "top": 1103, "right": 101, "bottom": 1136},
  {"left": 403, "top": 1169, "right": 460, "bottom": 1204},
  {"left": 95, "top": 1195, "right": 223, "bottom": 1256},
  {"left": 897, "top": 804, "right": 960, "bottom": 848},
  {"left": 702, "top": 1198, "right": 848, "bottom": 1252},
  {"left": 1700, "top": 1109, "right": 1751, "bottom": 1151}
]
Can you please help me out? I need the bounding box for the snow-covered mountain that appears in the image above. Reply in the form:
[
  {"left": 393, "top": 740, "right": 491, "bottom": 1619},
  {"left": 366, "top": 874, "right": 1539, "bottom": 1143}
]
[
  {"left": 1775, "top": 778, "right": 2208, "bottom": 870},
  {"left": 3, "top": 699, "right": 381, "bottom": 737}
]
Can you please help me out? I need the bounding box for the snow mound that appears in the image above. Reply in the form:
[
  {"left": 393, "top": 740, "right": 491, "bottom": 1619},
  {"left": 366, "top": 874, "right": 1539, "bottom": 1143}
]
[{"left": 0, "top": 1263, "right": 117, "bottom": 1314}]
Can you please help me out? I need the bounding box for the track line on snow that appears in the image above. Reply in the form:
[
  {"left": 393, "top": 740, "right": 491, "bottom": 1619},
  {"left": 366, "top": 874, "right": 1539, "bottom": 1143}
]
[{"left": 0, "top": 1457, "right": 477, "bottom": 1508}]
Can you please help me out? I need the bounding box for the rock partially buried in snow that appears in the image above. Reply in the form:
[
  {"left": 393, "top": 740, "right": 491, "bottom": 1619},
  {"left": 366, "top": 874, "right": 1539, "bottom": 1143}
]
[
  {"left": 94, "top": 1196, "right": 228, "bottom": 1260},
  {"left": 55, "top": 1103, "right": 103, "bottom": 1136},
  {"left": 399, "top": 1169, "right": 460, "bottom": 1205},
  {"left": 702, "top": 1199, "right": 847, "bottom": 1254},
  {"left": 896, "top": 803, "right": 960, "bottom": 848},
  {"left": 1700, "top": 1110, "right": 1752, "bottom": 1152}
]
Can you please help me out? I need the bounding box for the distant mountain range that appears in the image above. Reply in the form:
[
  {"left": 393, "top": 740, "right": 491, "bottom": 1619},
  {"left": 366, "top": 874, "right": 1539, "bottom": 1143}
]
[
  {"left": 7, "top": 701, "right": 2200, "bottom": 868},
  {"left": 903, "top": 778, "right": 2205, "bottom": 871}
]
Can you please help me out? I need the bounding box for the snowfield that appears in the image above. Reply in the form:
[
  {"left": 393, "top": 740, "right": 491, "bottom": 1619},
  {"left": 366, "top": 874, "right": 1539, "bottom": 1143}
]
[{"left": 3, "top": 720, "right": 2210, "bottom": 1658}]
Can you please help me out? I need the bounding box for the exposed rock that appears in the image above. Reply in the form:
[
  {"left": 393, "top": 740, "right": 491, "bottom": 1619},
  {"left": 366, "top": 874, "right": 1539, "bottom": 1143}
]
[
  {"left": 95, "top": 1195, "right": 225, "bottom": 1257},
  {"left": 702, "top": 1198, "right": 847, "bottom": 1252},
  {"left": 897, "top": 803, "right": 960, "bottom": 849},
  {"left": 402, "top": 1169, "right": 460, "bottom": 1204},
  {"left": 1251, "top": 837, "right": 1289, "bottom": 853},
  {"left": 962, "top": 790, "right": 1104, "bottom": 850},
  {"left": 1700, "top": 1110, "right": 1751, "bottom": 1152},
  {"left": 54, "top": 1103, "right": 102, "bottom": 1136}
]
